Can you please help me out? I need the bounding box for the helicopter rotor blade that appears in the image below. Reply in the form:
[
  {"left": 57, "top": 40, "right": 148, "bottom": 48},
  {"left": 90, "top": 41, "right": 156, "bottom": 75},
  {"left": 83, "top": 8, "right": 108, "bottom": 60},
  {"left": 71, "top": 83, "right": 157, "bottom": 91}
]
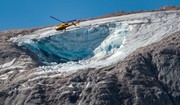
[{"left": 50, "top": 16, "right": 65, "bottom": 23}]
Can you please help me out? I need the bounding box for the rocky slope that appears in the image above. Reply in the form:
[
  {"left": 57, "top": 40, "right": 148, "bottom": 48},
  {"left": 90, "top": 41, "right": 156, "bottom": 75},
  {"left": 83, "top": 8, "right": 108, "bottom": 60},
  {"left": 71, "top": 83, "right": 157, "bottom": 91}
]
[
  {"left": 88, "top": 6, "right": 180, "bottom": 20},
  {"left": 0, "top": 27, "right": 180, "bottom": 105},
  {"left": 0, "top": 10, "right": 180, "bottom": 105}
]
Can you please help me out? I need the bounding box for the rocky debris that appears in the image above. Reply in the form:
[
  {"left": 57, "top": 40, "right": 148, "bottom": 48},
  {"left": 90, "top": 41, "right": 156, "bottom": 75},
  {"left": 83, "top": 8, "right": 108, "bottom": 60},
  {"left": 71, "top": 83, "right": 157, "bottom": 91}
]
[
  {"left": 0, "top": 27, "right": 179, "bottom": 105},
  {"left": 88, "top": 6, "right": 180, "bottom": 20},
  {"left": 0, "top": 28, "right": 42, "bottom": 65},
  {"left": 159, "top": 6, "right": 180, "bottom": 11},
  {"left": 0, "top": 8, "right": 180, "bottom": 105}
]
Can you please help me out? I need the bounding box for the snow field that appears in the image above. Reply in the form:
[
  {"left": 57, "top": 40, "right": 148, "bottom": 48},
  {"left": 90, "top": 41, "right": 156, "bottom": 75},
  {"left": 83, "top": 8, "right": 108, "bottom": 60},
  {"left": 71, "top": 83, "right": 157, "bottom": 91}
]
[{"left": 10, "top": 10, "right": 180, "bottom": 74}]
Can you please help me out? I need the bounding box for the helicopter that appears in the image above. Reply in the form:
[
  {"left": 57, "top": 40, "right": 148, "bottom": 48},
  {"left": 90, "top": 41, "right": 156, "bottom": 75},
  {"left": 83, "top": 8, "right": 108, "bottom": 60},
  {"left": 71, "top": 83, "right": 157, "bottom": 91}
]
[{"left": 50, "top": 16, "right": 80, "bottom": 31}]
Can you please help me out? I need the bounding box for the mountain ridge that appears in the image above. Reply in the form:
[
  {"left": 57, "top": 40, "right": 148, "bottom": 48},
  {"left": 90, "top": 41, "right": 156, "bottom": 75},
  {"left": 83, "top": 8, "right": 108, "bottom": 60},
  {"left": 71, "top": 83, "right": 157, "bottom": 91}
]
[{"left": 0, "top": 8, "right": 180, "bottom": 105}]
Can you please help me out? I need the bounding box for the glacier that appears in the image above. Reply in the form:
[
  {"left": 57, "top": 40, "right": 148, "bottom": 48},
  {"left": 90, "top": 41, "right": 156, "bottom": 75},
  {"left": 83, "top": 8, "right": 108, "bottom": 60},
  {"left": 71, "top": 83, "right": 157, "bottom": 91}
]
[{"left": 10, "top": 10, "right": 180, "bottom": 73}]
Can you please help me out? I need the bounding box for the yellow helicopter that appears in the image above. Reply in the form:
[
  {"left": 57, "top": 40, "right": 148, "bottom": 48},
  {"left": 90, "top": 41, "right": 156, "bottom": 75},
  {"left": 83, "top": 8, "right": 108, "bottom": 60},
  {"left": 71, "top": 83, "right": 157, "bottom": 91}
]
[{"left": 50, "top": 16, "right": 80, "bottom": 31}]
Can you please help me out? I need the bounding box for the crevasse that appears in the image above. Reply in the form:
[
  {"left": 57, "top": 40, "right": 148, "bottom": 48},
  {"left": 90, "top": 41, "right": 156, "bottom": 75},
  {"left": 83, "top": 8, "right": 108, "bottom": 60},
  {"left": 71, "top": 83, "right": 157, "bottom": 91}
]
[
  {"left": 16, "top": 22, "right": 131, "bottom": 65},
  {"left": 11, "top": 10, "right": 180, "bottom": 72}
]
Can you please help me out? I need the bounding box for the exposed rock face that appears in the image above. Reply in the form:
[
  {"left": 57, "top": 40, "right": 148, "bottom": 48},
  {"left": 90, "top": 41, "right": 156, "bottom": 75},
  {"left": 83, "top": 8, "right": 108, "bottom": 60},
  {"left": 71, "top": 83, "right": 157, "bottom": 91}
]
[
  {"left": 0, "top": 28, "right": 179, "bottom": 105},
  {"left": 0, "top": 10, "right": 180, "bottom": 105},
  {"left": 0, "top": 28, "right": 42, "bottom": 65},
  {"left": 67, "top": 31, "right": 180, "bottom": 105},
  {"left": 89, "top": 6, "right": 180, "bottom": 20}
]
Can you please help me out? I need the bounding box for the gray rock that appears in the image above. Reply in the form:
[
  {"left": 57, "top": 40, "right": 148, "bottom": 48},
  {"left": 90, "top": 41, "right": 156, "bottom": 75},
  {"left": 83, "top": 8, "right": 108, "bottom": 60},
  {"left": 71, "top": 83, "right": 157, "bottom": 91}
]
[{"left": 0, "top": 20, "right": 179, "bottom": 105}]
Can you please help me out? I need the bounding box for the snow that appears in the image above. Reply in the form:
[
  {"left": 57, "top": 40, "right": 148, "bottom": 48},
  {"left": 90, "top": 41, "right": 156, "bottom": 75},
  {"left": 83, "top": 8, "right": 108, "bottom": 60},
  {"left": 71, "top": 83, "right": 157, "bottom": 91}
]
[
  {"left": 10, "top": 10, "right": 180, "bottom": 74},
  {"left": 0, "top": 58, "right": 16, "bottom": 68},
  {"left": 0, "top": 71, "right": 14, "bottom": 80}
]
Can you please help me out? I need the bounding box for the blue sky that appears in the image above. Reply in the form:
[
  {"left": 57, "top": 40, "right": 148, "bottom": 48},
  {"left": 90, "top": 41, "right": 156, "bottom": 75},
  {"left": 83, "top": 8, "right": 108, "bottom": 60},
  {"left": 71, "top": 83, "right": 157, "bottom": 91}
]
[{"left": 0, "top": 0, "right": 180, "bottom": 31}]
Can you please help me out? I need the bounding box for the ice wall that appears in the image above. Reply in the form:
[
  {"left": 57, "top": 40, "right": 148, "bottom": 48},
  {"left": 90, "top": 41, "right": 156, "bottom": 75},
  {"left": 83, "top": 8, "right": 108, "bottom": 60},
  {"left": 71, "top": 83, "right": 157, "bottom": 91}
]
[
  {"left": 11, "top": 10, "right": 180, "bottom": 72},
  {"left": 14, "top": 22, "right": 131, "bottom": 65}
]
